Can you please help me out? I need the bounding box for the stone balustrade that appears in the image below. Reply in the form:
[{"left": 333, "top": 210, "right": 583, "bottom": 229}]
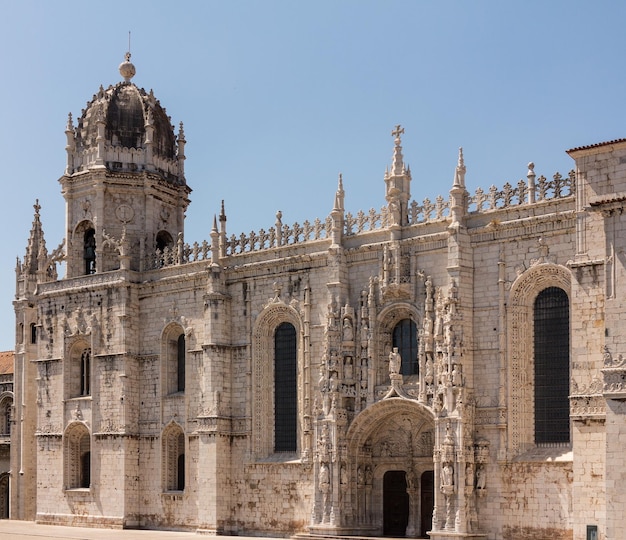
[{"left": 149, "top": 168, "right": 575, "bottom": 268}]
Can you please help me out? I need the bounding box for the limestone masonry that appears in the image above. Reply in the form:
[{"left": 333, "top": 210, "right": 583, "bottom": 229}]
[{"left": 10, "top": 54, "right": 626, "bottom": 540}]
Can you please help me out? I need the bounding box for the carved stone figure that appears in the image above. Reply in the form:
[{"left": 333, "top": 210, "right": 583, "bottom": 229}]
[
  {"left": 342, "top": 317, "right": 354, "bottom": 342},
  {"left": 452, "top": 364, "right": 463, "bottom": 387},
  {"left": 319, "top": 462, "right": 330, "bottom": 493},
  {"left": 441, "top": 463, "right": 454, "bottom": 488},
  {"left": 476, "top": 464, "right": 486, "bottom": 490},
  {"left": 389, "top": 347, "right": 401, "bottom": 375}
]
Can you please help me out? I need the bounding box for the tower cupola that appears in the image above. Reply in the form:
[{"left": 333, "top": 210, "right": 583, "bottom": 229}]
[
  {"left": 64, "top": 53, "right": 184, "bottom": 184},
  {"left": 61, "top": 54, "right": 191, "bottom": 277}
]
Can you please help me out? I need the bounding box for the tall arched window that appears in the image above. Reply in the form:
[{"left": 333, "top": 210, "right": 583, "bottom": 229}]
[
  {"left": 65, "top": 423, "right": 91, "bottom": 489},
  {"left": 163, "top": 325, "right": 185, "bottom": 395},
  {"left": 177, "top": 334, "right": 185, "bottom": 393},
  {"left": 0, "top": 398, "right": 12, "bottom": 436},
  {"left": 393, "top": 319, "right": 418, "bottom": 376},
  {"left": 68, "top": 344, "right": 91, "bottom": 399},
  {"left": 80, "top": 349, "right": 91, "bottom": 396},
  {"left": 274, "top": 322, "right": 297, "bottom": 452},
  {"left": 84, "top": 228, "right": 96, "bottom": 275},
  {"left": 163, "top": 425, "right": 185, "bottom": 491},
  {"left": 534, "top": 287, "right": 570, "bottom": 444}
]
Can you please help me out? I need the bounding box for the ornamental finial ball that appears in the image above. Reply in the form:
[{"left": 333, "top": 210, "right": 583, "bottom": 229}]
[{"left": 119, "top": 51, "right": 136, "bottom": 82}]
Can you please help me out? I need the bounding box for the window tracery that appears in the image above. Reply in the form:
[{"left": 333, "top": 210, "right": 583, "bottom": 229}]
[
  {"left": 252, "top": 305, "right": 302, "bottom": 458},
  {"left": 67, "top": 341, "right": 91, "bottom": 399},
  {"left": 162, "top": 423, "right": 185, "bottom": 491},
  {"left": 507, "top": 264, "right": 571, "bottom": 455},
  {"left": 64, "top": 422, "right": 91, "bottom": 489},
  {"left": 162, "top": 324, "right": 185, "bottom": 395}
]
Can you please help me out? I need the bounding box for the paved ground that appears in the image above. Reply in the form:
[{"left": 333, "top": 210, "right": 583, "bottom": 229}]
[{"left": 0, "top": 520, "right": 286, "bottom": 540}]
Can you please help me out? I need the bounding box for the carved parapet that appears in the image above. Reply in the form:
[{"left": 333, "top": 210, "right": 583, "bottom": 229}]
[
  {"left": 601, "top": 346, "right": 626, "bottom": 400},
  {"left": 602, "top": 366, "right": 626, "bottom": 400},
  {"left": 570, "top": 377, "right": 605, "bottom": 419}
]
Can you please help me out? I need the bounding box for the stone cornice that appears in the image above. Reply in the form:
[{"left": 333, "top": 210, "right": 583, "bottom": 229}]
[{"left": 469, "top": 210, "right": 575, "bottom": 244}]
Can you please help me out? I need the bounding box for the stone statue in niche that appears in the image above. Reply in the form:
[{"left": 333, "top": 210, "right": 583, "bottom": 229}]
[
  {"left": 476, "top": 464, "right": 486, "bottom": 491},
  {"left": 452, "top": 363, "right": 463, "bottom": 387},
  {"left": 441, "top": 462, "right": 454, "bottom": 494},
  {"left": 319, "top": 462, "right": 331, "bottom": 512},
  {"left": 465, "top": 463, "right": 474, "bottom": 487},
  {"left": 360, "top": 322, "right": 369, "bottom": 350},
  {"left": 389, "top": 347, "right": 401, "bottom": 375},
  {"left": 340, "top": 463, "right": 348, "bottom": 490},
  {"left": 344, "top": 356, "right": 354, "bottom": 380},
  {"left": 342, "top": 317, "right": 354, "bottom": 342}
]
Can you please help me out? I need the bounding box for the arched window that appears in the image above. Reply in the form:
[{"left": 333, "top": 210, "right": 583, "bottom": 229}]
[
  {"left": 162, "top": 425, "right": 185, "bottom": 491},
  {"left": 177, "top": 334, "right": 185, "bottom": 392},
  {"left": 0, "top": 398, "right": 12, "bottom": 436},
  {"left": 84, "top": 228, "right": 96, "bottom": 275},
  {"left": 80, "top": 349, "right": 91, "bottom": 396},
  {"left": 534, "top": 287, "right": 570, "bottom": 444},
  {"left": 156, "top": 230, "right": 174, "bottom": 253},
  {"left": 393, "top": 319, "right": 418, "bottom": 376},
  {"left": 163, "top": 326, "right": 185, "bottom": 395},
  {"left": 30, "top": 323, "right": 37, "bottom": 344},
  {"left": 65, "top": 423, "right": 91, "bottom": 489},
  {"left": 68, "top": 344, "right": 91, "bottom": 399},
  {"left": 0, "top": 473, "right": 9, "bottom": 519},
  {"left": 274, "top": 322, "right": 297, "bottom": 453}
]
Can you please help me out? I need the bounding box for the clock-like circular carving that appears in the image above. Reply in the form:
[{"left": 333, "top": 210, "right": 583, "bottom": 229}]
[{"left": 116, "top": 204, "right": 134, "bottom": 223}]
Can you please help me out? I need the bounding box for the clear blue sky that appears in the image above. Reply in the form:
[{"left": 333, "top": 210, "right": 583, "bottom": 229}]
[{"left": 1, "top": 1, "right": 625, "bottom": 351}]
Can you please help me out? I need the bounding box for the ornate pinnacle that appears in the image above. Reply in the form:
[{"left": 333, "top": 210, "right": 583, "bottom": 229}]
[
  {"left": 453, "top": 147, "right": 466, "bottom": 189},
  {"left": 390, "top": 125, "right": 405, "bottom": 176},
  {"left": 334, "top": 173, "right": 345, "bottom": 212}
]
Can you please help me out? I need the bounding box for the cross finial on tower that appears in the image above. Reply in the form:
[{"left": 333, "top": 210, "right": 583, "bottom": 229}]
[
  {"left": 34, "top": 199, "right": 41, "bottom": 216},
  {"left": 391, "top": 124, "right": 404, "bottom": 144}
]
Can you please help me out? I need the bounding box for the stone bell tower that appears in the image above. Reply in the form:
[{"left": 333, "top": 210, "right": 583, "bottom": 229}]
[{"left": 60, "top": 52, "right": 190, "bottom": 277}]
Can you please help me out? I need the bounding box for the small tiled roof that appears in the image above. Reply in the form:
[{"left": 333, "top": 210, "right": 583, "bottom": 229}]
[
  {"left": 0, "top": 352, "right": 14, "bottom": 376},
  {"left": 567, "top": 138, "right": 626, "bottom": 154}
]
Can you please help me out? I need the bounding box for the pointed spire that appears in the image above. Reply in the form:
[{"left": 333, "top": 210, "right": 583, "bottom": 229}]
[
  {"left": 23, "top": 200, "right": 46, "bottom": 275},
  {"left": 391, "top": 124, "right": 405, "bottom": 176},
  {"left": 65, "top": 114, "right": 76, "bottom": 175},
  {"left": 177, "top": 122, "right": 186, "bottom": 179},
  {"left": 449, "top": 148, "right": 468, "bottom": 225},
  {"left": 210, "top": 214, "right": 220, "bottom": 267},
  {"left": 333, "top": 173, "right": 345, "bottom": 212},
  {"left": 384, "top": 125, "right": 411, "bottom": 230},
  {"left": 453, "top": 147, "right": 466, "bottom": 188}
]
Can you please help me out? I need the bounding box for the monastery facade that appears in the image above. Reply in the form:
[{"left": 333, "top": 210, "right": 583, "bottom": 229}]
[{"left": 10, "top": 55, "right": 626, "bottom": 540}]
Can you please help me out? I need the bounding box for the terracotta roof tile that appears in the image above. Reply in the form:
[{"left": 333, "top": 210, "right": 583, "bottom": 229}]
[
  {"left": 567, "top": 138, "right": 626, "bottom": 154},
  {"left": 0, "top": 351, "right": 14, "bottom": 376}
]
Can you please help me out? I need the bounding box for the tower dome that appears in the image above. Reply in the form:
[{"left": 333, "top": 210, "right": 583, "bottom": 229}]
[
  {"left": 64, "top": 53, "right": 185, "bottom": 185},
  {"left": 60, "top": 53, "right": 191, "bottom": 277}
]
